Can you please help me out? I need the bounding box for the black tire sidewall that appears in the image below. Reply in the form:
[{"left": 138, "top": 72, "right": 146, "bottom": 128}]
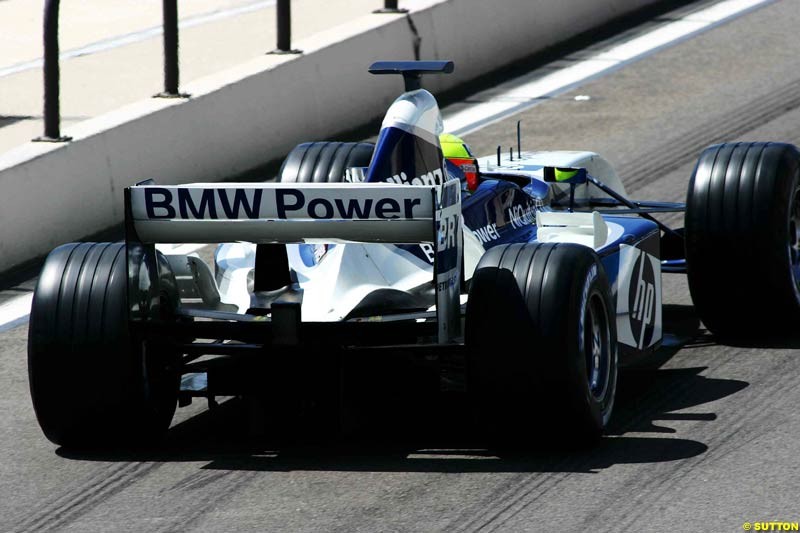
[
  {"left": 685, "top": 142, "right": 800, "bottom": 336},
  {"left": 466, "top": 243, "right": 618, "bottom": 442},
  {"left": 558, "top": 255, "right": 617, "bottom": 433},
  {"left": 28, "top": 242, "right": 177, "bottom": 447}
]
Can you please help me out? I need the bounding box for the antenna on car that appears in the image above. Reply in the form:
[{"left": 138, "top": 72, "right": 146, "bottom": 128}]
[
  {"left": 517, "top": 120, "right": 522, "bottom": 157},
  {"left": 497, "top": 146, "right": 501, "bottom": 167},
  {"left": 368, "top": 60, "right": 455, "bottom": 92}
]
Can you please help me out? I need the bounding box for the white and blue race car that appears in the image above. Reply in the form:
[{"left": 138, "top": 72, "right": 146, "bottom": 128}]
[{"left": 27, "top": 61, "right": 800, "bottom": 448}]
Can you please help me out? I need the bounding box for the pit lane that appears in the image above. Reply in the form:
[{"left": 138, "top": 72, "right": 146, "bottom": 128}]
[{"left": 2, "top": 1, "right": 799, "bottom": 531}]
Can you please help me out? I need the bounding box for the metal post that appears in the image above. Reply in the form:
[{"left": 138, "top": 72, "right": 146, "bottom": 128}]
[
  {"left": 35, "top": 0, "right": 71, "bottom": 142},
  {"left": 269, "top": 0, "right": 301, "bottom": 54},
  {"left": 164, "top": 0, "right": 178, "bottom": 95},
  {"left": 276, "top": 0, "right": 290, "bottom": 52},
  {"left": 157, "top": 0, "right": 188, "bottom": 97},
  {"left": 374, "top": 0, "right": 407, "bottom": 13}
]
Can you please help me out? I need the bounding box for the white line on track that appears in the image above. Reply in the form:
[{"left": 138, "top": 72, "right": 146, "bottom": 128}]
[
  {"left": 443, "top": 0, "right": 775, "bottom": 135},
  {"left": 0, "top": 0, "right": 774, "bottom": 331},
  {"left": 0, "top": 0, "right": 277, "bottom": 79},
  {"left": 0, "top": 293, "right": 33, "bottom": 334}
]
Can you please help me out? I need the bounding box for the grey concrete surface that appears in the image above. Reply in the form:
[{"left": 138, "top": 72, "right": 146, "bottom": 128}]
[
  {"left": 0, "top": 0, "right": 383, "bottom": 153},
  {"left": 2, "top": 0, "right": 800, "bottom": 532}
]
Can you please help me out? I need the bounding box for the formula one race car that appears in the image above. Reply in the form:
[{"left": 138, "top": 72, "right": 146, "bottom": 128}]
[{"left": 28, "top": 61, "right": 800, "bottom": 448}]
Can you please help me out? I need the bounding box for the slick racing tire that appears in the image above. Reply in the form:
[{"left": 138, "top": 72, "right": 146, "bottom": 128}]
[
  {"left": 28, "top": 243, "right": 179, "bottom": 448},
  {"left": 465, "top": 243, "right": 617, "bottom": 444},
  {"left": 685, "top": 142, "right": 800, "bottom": 338},
  {"left": 254, "top": 142, "right": 376, "bottom": 291},
  {"left": 278, "top": 141, "right": 375, "bottom": 183}
]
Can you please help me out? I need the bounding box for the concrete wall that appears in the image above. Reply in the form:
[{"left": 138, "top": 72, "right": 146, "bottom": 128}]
[{"left": 0, "top": 0, "right": 660, "bottom": 273}]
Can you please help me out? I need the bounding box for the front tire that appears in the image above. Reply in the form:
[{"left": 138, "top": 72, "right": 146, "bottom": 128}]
[
  {"left": 278, "top": 141, "right": 375, "bottom": 183},
  {"left": 28, "top": 242, "right": 178, "bottom": 448},
  {"left": 685, "top": 142, "right": 800, "bottom": 338},
  {"left": 466, "top": 243, "right": 617, "bottom": 445}
]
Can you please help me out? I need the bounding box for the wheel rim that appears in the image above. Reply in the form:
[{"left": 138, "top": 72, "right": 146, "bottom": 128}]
[
  {"left": 789, "top": 187, "right": 800, "bottom": 297},
  {"left": 584, "top": 292, "right": 611, "bottom": 400}
]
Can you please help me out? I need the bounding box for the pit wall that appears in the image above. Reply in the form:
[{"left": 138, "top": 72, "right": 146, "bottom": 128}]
[{"left": 0, "top": 0, "right": 661, "bottom": 273}]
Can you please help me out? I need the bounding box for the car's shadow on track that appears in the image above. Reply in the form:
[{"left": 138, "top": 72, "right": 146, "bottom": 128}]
[
  {"left": 608, "top": 304, "right": 749, "bottom": 436},
  {"left": 56, "top": 398, "right": 711, "bottom": 474},
  {"left": 57, "top": 305, "right": 749, "bottom": 474}
]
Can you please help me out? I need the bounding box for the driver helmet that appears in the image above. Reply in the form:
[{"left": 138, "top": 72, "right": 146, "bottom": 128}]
[{"left": 440, "top": 133, "right": 479, "bottom": 191}]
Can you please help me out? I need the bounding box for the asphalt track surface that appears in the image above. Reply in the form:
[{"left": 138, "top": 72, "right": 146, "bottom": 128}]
[{"left": 2, "top": 0, "right": 800, "bottom": 531}]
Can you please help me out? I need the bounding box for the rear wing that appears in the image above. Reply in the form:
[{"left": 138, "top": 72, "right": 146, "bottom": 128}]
[{"left": 124, "top": 180, "right": 463, "bottom": 343}]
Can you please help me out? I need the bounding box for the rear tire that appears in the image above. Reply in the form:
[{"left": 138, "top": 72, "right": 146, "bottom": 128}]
[
  {"left": 685, "top": 142, "right": 800, "bottom": 338},
  {"left": 28, "top": 242, "right": 178, "bottom": 448},
  {"left": 466, "top": 243, "right": 617, "bottom": 445}
]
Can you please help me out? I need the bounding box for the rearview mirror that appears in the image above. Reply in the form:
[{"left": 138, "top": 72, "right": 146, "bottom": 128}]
[{"left": 543, "top": 166, "right": 587, "bottom": 185}]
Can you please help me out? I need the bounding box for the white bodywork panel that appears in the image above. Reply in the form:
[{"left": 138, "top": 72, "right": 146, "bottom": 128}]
[
  {"left": 536, "top": 211, "right": 624, "bottom": 251},
  {"left": 202, "top": 179, "right": 463, "bottom": 339},
  {"left": 219, "top": 240, "right": 484, "bottom": 319},
  {"left": 288, "top": 243, "right": 433, "bottom": 322},
  {"left": 478, "top": 150, "right": 629, "bottom": 201},
  {"left": 215, "top": 242, "right": 257, "bottom": 312},
  {"left": 537, "top": 211, "right": 608, "bottom": 250},
  {"left": 218, "top": 223, "right": 481, "bottom": 319}
]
